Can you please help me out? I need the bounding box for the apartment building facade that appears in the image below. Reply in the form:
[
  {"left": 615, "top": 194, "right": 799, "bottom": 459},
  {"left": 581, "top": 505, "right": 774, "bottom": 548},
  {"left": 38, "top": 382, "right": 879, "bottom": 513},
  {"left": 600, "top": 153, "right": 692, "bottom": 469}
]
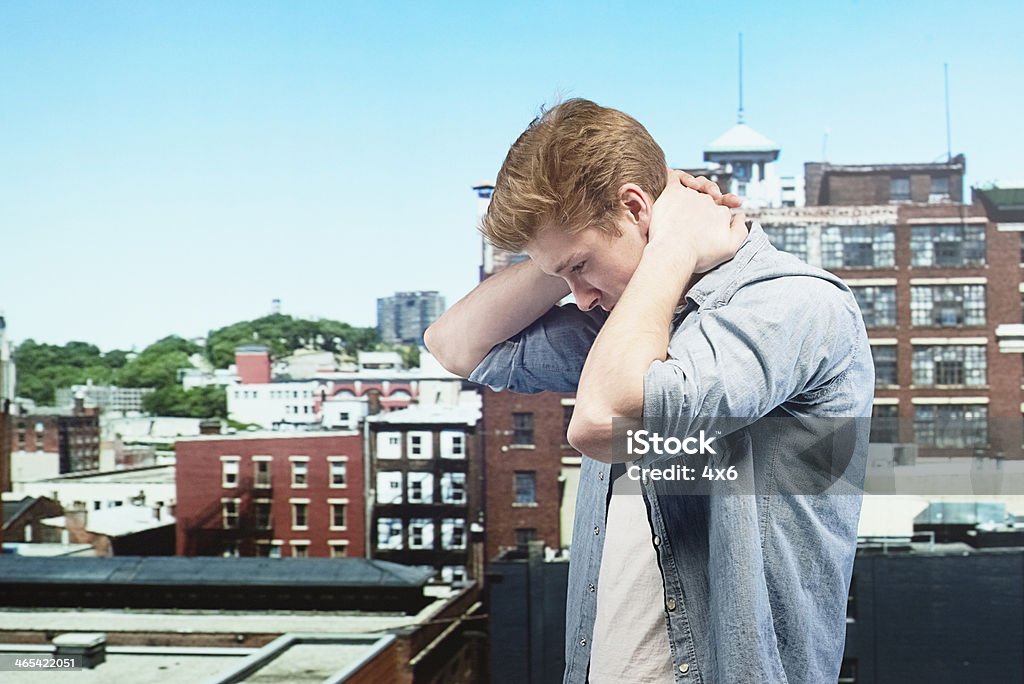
[
  {"left": 175, "top": 432, "right": 365, "bottom": 559},
  {"left": 750, "top": 156, "right": 1024, "bottom": 459},
  {"left": 366, "top": 406, "right": 481, "bottom": 583}
]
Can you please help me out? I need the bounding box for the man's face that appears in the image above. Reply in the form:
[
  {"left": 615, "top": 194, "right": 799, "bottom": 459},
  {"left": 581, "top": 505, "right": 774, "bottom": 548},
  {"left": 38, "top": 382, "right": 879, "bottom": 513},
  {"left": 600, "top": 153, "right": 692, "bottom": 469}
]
[{"left": 526, "top": 212, "right": 647, "bottom": 312}]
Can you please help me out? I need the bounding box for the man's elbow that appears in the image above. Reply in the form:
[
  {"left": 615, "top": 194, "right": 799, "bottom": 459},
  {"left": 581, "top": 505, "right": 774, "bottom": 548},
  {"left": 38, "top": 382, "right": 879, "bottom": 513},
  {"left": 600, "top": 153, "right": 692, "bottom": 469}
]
[
  {"left": 567, "top": 411, "right": 614, "bottom": 463},
  {"left": 423, "top": 323, "right": 475, "bottom": 378}
]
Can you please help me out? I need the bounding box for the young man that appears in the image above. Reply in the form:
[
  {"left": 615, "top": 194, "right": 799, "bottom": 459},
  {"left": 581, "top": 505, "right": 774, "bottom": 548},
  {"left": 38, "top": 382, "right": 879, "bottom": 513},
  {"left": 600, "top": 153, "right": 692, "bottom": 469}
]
[{"left": 426, "top": 99, "right": 873, "bottom": 683}]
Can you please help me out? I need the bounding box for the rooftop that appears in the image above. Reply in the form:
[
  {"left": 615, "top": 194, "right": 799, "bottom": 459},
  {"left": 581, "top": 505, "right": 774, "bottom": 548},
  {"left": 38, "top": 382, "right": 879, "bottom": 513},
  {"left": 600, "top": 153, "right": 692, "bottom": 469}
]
[
  {"left": 28, "top": 464, "right": 176, "bottom": 485},
  {"left": 177, "top": 429, "right": 359, "bottom": 443},
  {"left": 704, "top": 123, "right": 779, "bottom": 154},
  {"left": 815, "top": 153, "right": 965, "bottom": 175},
  {"left": 0, "top": 556, "right": 434, "bottom": 589},
  {"left": 366, "top": 404, "right": 481, "bottom": 425},
  {"left": 42, "top": 504, "right": 175, "bottom": 538}
]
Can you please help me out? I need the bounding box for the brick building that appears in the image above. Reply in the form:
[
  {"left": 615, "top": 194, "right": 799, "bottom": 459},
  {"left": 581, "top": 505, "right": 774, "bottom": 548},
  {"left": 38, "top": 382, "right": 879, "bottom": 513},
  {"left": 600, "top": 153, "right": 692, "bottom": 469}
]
[
  {"left": 367, "top": 405, "right": 482, "bottom": 582},
  {"left": 8, "top": 401, "right": 100, "bottom": 482},
  {"left": 175, "top": 431, "right": 364, "bottom": 559},
  {"left": 480, "top": 389, "right": 575, "bottom": 561},
  {"left": 750, "top": 156, "right": 1024, "bottom": 459}
]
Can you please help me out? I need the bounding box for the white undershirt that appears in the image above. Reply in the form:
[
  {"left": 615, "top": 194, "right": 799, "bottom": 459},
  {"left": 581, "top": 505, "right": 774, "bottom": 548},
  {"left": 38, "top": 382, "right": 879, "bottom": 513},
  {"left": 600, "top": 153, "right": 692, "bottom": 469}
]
[{"left": 589, "top": 465, "right": 675, "bottom": 683}]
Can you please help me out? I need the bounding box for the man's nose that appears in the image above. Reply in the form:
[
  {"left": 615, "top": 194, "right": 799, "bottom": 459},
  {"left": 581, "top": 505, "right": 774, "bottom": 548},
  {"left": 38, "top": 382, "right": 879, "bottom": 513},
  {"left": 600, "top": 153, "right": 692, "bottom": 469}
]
[{"left": 569, "top": 282, "right": 600, "bottom": 311}]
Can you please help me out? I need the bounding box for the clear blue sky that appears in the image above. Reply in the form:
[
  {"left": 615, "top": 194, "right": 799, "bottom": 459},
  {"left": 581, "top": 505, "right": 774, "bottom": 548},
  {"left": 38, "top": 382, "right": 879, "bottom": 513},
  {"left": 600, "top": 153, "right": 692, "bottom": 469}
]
[{"left": 2, "top": 1, "right": 1021, "bottom": 352}]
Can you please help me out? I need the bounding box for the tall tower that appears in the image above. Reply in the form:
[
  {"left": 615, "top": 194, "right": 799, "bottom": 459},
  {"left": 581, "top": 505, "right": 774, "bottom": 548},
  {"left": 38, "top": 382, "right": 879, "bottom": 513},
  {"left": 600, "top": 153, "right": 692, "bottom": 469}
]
[
  {"left": 703, "top": 34, "right": 787, "bottom": 208},
  {"left": 0, "top": 313, "right": 14, "bottom": 401}
]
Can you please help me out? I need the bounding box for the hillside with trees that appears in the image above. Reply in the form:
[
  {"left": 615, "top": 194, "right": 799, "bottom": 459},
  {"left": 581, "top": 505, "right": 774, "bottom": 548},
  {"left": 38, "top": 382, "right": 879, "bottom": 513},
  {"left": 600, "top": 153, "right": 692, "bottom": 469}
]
[{"left": 13, "top": 315, "right": 381, "bottom": 418}]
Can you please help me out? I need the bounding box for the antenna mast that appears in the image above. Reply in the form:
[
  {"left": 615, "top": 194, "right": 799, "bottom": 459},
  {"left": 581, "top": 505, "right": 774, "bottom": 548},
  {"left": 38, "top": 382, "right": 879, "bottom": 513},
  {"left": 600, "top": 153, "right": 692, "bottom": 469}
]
[
  {"left": 944, "top": 62, "right": 952, "bottom": 161},
  {"left": 737, "top": 33, "right": 745, "bottom": 124}
]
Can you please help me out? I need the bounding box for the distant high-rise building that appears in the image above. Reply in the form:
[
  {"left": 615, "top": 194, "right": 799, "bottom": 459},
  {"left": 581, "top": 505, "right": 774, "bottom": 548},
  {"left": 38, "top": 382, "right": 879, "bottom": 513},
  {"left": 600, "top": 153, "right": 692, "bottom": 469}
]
[
  {"left": 377, "top": 291, "right": 445, "bottom": 346},
  {"left": 0, "top": 314, "right": 14, "bottom": 402}
]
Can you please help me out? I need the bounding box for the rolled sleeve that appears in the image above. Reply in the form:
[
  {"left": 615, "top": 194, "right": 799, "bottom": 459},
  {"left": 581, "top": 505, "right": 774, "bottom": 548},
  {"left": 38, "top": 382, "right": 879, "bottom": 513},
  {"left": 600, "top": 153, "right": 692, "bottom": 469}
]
[
  {"left": 640, "top": 276, "right": 863, "bottom": 466},
  {"left": 468, "top": 304, "right": 607, "bottom": 394}
]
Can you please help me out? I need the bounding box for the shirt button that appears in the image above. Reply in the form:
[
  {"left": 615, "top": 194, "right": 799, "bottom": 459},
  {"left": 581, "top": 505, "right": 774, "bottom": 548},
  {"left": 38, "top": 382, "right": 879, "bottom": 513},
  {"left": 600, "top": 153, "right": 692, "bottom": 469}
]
[
  {"left": 588, "top": 583, "right": 596, "bottom": 593},
  {"left": 599, "top": 471, "right": 604, "bottom": 480},
  {"left": 580, "top": 638, "right": 587, "bottom": 647},
  {"left": 679, "top": 662, "right": 689, "bottom": 673},
  {"left": 653, "top": 535, "right": 661, "bottom": 546},
  {"left": 594, "top": 526, "right": 600, "bottom": 535},
  {"left": 666, "top": 597, "right": 677, "bottom": 611}
]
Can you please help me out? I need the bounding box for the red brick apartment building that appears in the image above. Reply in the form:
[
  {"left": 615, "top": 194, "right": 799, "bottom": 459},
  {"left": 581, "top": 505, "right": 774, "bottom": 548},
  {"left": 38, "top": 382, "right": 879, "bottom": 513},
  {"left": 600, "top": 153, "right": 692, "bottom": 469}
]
[
  {"left": 752, "top": 156, "right": 1024, "bottom": 458},
  {"left": 480, "top": 389, "right": 576, "bottom": 561},
  {"left": 175, "top": 432, "right": 364, "bottom": 558}
]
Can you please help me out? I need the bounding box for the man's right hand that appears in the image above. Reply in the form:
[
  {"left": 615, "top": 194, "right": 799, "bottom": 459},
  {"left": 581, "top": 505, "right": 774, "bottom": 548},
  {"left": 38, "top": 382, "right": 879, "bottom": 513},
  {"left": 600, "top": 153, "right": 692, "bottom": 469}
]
[{"left": 648, "top": 170, "right": 748, "bottom": 274}]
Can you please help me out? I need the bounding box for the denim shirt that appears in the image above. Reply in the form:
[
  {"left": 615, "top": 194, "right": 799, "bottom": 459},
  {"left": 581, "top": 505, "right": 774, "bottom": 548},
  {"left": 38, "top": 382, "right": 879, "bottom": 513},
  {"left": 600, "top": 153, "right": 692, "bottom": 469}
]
[{"left": 470, "top": 223, "right": 874, "bottom": 683}]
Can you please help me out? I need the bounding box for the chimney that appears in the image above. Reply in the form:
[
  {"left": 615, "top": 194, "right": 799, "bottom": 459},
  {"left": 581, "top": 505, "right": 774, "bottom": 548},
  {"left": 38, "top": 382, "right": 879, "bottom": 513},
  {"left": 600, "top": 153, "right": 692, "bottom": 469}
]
[
  {"left": 73, "top": 391, "right": 85, "bottom": 416},
  {"left": 366, "top": 388, "right": 382, "bottom": 416},
  {"left": 199, "top": 419, "right": 222, "bottom": 435}
]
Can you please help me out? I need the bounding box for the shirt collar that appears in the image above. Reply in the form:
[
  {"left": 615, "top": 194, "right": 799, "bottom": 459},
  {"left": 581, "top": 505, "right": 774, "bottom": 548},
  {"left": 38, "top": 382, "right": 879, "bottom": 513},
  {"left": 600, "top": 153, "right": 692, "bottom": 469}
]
[{"left": 677, "top": 220, "right": 770, "bottom": 312}]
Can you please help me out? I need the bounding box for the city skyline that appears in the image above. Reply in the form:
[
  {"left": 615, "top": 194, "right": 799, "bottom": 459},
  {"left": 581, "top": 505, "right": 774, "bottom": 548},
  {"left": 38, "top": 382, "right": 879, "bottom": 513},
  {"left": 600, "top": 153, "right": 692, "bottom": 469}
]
[{"left": 2, "top": 1, "right": 1022, "bottom": 351}]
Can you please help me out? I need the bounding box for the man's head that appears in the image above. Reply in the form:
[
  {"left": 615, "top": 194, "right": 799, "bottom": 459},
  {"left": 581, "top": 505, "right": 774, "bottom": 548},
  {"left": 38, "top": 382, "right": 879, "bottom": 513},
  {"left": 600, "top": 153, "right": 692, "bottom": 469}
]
[{"left": 482, "top": 99, "right": 668, "bottom": 311}]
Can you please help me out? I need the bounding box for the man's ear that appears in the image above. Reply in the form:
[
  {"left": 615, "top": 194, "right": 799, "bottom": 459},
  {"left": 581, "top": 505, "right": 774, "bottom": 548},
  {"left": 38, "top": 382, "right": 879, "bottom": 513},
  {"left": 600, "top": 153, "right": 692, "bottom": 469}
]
[{"left": 618, "top": 183, "right": 653, "bottom": 239}]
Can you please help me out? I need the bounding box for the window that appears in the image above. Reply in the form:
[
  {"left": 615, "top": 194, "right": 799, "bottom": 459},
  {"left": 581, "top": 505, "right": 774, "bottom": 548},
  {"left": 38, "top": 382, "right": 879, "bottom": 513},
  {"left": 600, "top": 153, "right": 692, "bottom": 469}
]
[
  {"left": 407, "top": 471, "right": 435, "bottom": 504},
  {"left": 222, "top": 543, "right": 239, "bottom": 558},
  {"left": 821, "top": 226, "right": 895, "bottom": 269},
  {"left": 291, "top": 501, "right": 309, "bottom": 530},
  {"left": 254, "top": 458, "right": 272, "bottom": 488},
  {"left": 914, "top": 404, "right": 988, "bottom": 448},
  {"left": 377, "top": 471, "right": 404, "bottom": 504},
  {"left": 329, "top": 542, "right": 349, "bottom": 558},
  {"left": 763, "top": 225, "right": 809, "bottom": 262},
  {"left": 515, "top": 528, "right": 537, "bottom": 551},
  {"left": 929, "top": 175, "right": 951, "bottom": 203},
  {"left": 291, "top": 542, "right": 309, "bottom": 558},
  {"left": 330, "top": 502, "right": 347, "bottom": 529},
  {"left": 441, "top": 430, "right": 466, "bottom": 459},
  {"left": 291, "top": 459, "right": 308, "bottom": 487},
  {"left": 408, "top": 431, "right": 433, "bottom": 459},
  {"left": 910, "top": 225, "right": 986, "bottom": 267},
  {"left": 850, "top": 286, "right": 897, "bottom": 328},
  {"left": 514, "top": 471, "right": 537, "bottom": 505},
  {"left": 441, "top": 472, "right": 467, "bottom": 504},
  {"left": 377, "top": 517, "right": 404, "bottom": 550},
  {"left": 441, "top": 518, "right": 466, "bottom": 550},
  {"left": 512, "top": 412, "right": 534, "bottom": 446},
  {"left": 377, "top": 432, "right": 402, "bottom": 459},
  {"left": 890, "top": 176, "right": 911, "bottom": 202},
  {"left": 329, "top": 459, "right": 347, "bottom": 487},
  {"left": 221, "top": 457, "right": 239, "bottom": 487},
  {"left": 910, "top": 285, "right": 985, "bottom": 327},
  {"left": 911, "top": 345, "right": 986, "bottom": 387},
  {"left": 871, "top": 346, "right": 898, "bottom": 386},
  {"left": 409, "top": 518, "right": 435, "bottom": 549},
  {"left": 222, "top": 499, "right": 239, "bottom": 529},
  {"left": 870, "top": 405, "right": 900, "bottom": 443},
  {"left": 441, "top": 566, "right": 468, "bottom": 584},
  {"left": 255, "top": 500, "right": 272, "bottom": 529}
]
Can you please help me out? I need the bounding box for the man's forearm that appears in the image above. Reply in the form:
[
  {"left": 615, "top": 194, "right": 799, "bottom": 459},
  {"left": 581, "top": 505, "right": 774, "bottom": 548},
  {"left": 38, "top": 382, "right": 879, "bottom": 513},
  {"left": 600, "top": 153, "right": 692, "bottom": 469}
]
[
  {"left": 424, "top": 258, "right": 570, "bottom": 378},
  {"left": 569, "top": 246, "right": 695, "bottom": 461}
]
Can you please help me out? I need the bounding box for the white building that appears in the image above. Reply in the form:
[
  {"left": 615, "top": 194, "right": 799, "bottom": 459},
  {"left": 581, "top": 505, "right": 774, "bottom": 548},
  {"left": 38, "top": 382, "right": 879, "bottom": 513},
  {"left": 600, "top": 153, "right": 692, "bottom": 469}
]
[
  {"left": 227, "top": 380, "right": 320, "bottom": 430},
  {"left": 19, "top": 465, "right": 176, "bottom": 514},
  {"left": 703, "top": 122, "right": 798, "bottom": 209}
]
